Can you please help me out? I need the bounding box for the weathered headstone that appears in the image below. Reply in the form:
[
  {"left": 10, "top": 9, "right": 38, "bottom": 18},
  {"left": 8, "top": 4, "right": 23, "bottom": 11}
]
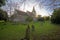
[
  {"left": 31, "top": 25, "right": 35, "bottom": 31},
  {"left": 24, "top": 25, "right": 30, "bottom": 40}
]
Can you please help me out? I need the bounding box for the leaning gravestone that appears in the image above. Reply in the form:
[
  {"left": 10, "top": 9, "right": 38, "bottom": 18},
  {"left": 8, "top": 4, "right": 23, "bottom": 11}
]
[{"left": 24, "top": 25, "right": 30, "bottom": 40}]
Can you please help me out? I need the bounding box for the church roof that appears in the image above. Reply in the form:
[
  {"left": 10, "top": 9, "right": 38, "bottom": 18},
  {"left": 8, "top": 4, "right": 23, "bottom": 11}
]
[{"left": 15, "top": 9, "right": 27, "bottom": 15}]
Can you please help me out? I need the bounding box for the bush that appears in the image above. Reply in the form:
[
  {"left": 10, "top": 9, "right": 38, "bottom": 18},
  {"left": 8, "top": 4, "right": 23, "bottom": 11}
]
[{"left": 26, "top": 16, "right": 33, "bottom": 22}]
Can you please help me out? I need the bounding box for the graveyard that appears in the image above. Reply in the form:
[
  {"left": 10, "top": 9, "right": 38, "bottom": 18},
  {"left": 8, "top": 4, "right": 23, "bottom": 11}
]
[
  {"left": 0, "top": 0, "right": 60, "bottom": 40},
  {"left": 0, "top": 21, "right": 60, "bottom": 40}
]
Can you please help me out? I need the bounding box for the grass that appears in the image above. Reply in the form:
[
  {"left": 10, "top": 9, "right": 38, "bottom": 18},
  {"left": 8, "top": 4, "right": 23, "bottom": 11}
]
[{"left": 0, "top": 21, "right": 60, "bottom": 40}]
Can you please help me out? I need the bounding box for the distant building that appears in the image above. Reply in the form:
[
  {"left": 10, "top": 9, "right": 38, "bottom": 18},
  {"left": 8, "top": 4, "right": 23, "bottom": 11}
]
[{"left": 11, "top": 7, "right": 37, "bottom": 22}]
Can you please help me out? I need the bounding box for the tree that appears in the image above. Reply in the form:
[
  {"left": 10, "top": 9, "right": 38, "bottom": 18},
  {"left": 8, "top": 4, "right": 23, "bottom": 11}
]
[
  {"left": 51, "top": 8, "right": 60, "bottom": 24},
  {"left": 0, "top": 0, "right": 6, "bottom": 7},
  {"left": 0, "top": 9, "right": 8, "bottom": 22},
  {"left": 43, "top": 16, "right": 50, "bottom": 21},
  {"left": 0, "top": 11, "right": 4, "bottom": 20},
  {"left": 37, "top": 15, "right": 44, "bottom": 21},
  {"left": 0, "top": 0, "right": 8, "bottom": 22}
]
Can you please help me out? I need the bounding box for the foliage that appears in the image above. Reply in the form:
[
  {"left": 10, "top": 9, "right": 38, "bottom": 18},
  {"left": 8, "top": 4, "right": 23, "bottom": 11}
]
[
  {"left": 38, "top": 17, "right": 44, "bottom": 21},
  {"left": 43, "top": 16, "right": 50, "bottom": 21},
  {"left": 0, "top": 0, "right": 7, "bottom": 22},
  {"left": 37, "top": 15, "right": 41, "bottom": 18},
  {"left": 26, "top": 16, "right": 33, "bottom": 22},
  {"left": 0, "top": 9, "right": 8, "bottom": 22},
  {"left": 37, "top": 15, "right": 45, "bottom": 21},
  {"left": 0, "top": 0, "right": 6, "bottom": 7},
  {"left": 51, "top": 8, "right": 60, "bottom": 24}
]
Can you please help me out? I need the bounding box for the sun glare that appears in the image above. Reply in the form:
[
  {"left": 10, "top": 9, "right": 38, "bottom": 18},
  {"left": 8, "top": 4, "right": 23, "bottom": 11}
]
[{"left": 36, "top": 9, "right": 48, "bottom": 17}]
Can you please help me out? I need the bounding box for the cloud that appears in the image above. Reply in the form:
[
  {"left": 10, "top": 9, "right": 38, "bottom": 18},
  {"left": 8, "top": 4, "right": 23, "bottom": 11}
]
[{"left": 1, "top": 0, "right": 60, "bottom": 16}]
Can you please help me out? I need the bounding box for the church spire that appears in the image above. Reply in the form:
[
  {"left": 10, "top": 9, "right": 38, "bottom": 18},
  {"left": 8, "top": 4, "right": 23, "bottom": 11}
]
[
  {"left": 32, "top": 7, "right": 36, "bottom": 13},
  {"left": 32, "top": 7, "right": 36, "bottom": 17}
]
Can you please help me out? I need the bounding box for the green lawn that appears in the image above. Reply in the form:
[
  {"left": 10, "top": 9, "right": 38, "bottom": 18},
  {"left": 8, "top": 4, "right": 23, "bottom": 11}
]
[{"left": 0, "top": 21, "right": 60, "bottom": 40}]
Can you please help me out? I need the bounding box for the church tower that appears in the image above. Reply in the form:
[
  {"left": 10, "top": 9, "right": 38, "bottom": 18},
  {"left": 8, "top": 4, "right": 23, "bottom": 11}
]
[{"left": 32, "top": 7, "right": 36, "bottom": 17}]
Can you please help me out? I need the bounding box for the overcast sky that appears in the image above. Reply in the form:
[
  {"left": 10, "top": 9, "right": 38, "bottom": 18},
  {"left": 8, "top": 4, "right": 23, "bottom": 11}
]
[{"left": 1, "top": 0, "right": 60, "bottom": 16}]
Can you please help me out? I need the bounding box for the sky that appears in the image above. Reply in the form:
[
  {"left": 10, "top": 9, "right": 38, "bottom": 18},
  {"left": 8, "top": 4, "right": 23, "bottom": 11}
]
[{"left": 1, "top": 0, "right": 60, "bottom": 16}]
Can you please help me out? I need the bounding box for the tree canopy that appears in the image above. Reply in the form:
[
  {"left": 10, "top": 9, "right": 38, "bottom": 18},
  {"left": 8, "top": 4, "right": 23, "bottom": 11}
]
[
  {"left": 0, "top": 0, "right": 6, "bottom": 7},
  {"left": 0, "top": 9, "right": 8, "bottom": 22},
  {"left": 51, "top": 8, "right": 60, "bottom": 24}
]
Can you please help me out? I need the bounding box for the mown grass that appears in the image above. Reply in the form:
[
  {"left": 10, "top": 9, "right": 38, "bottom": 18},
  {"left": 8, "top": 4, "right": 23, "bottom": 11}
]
[{"left": 0, "top": 21, "right": 60, "bottom": 40}]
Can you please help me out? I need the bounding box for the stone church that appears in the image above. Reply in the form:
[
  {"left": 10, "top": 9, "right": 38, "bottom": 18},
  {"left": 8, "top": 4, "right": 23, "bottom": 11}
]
[{"left": 11, "top": 7, "right": 37, "bottom": 22}]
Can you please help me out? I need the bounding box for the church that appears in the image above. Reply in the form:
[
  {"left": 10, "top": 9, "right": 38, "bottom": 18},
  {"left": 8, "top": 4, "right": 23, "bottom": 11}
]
[{"left": 11, "top": 7, "right": 37, "bottom": 22}]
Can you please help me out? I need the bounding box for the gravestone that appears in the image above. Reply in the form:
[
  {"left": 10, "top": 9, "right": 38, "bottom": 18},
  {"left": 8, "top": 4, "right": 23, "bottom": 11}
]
[
  {"left": 31, "top": 25, "right": 35, "bottom": 31},
  {"left": 24, "top": 25, "right": 30, "bottom": 40}
]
